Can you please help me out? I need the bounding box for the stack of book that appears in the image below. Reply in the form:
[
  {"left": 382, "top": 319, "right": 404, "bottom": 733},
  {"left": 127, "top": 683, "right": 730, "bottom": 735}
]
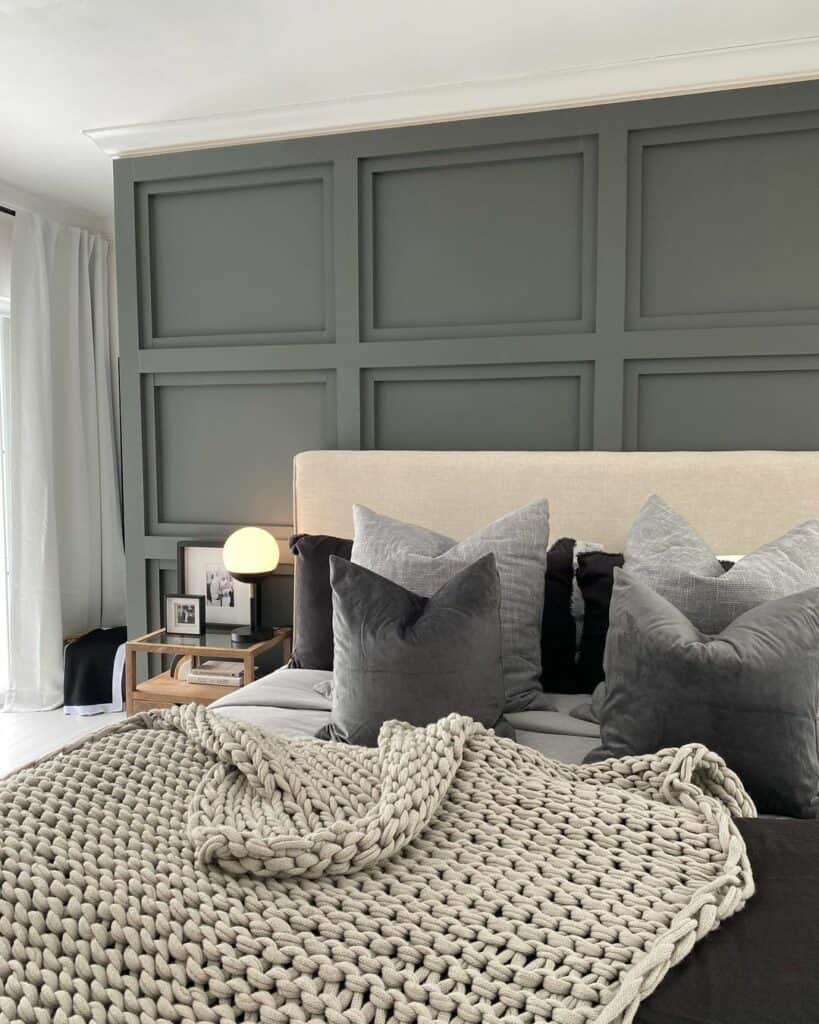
[{"left": 186, "top": 660, "right": 244, "bottom": 687}]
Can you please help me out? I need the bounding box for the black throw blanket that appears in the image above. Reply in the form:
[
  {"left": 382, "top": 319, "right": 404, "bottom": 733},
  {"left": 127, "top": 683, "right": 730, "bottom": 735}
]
[
  {"left": 638, "top": 817, "right": 819, "bottom": 1024},
  {"left": 63, "top": 625, "right": 126, "bottom": 711}
]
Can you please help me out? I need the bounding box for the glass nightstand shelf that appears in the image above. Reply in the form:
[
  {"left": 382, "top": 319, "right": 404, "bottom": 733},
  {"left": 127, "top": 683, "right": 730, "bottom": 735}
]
[{"left": 124, "top": 627, "right": 292, "bottom": 715}]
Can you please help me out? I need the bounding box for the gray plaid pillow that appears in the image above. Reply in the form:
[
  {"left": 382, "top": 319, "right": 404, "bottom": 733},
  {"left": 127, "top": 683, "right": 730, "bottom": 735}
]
[
  {"left": 351, "top": 500, "right": 552, "bottom": 712},
  {"left": 625, "top": 494, "right": 819, "bottom": 633}
]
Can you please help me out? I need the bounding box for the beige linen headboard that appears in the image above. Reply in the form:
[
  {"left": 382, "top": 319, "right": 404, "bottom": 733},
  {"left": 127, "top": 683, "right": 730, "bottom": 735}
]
[{"left": 293, "top": 450, "right": 819, "bottom": 552}]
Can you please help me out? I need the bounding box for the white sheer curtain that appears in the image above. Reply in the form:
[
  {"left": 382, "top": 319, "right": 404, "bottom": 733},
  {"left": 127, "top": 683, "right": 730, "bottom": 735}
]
[
  {"left": 3, "top": 211, "right": 125, "bottom": 710},
  {"left": 0, "top": 312, "right": 9, "bottom": 696}
]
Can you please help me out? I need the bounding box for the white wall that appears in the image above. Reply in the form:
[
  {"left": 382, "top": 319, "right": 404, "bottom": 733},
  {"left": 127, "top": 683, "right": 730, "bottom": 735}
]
[
  {"left": 0, "top": 178, "right": 110, "bottom": 239},
  {"left": 0, "top": 216, "right": 11, "bottom": 300},
  {"left": 0, "top": 176, "right": 113, "bottom": 306}
]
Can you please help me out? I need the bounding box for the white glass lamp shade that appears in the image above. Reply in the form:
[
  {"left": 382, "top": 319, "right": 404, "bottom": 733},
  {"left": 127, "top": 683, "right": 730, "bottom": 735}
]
[{"left": 222, "top": 527, "right": 279, "bottom": 582}]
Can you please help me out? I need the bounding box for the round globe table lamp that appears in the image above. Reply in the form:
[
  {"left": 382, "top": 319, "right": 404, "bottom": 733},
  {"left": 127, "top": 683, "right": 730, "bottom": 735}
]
[{"left": 222, "top": 527, "right": 280, "bottom": 645}]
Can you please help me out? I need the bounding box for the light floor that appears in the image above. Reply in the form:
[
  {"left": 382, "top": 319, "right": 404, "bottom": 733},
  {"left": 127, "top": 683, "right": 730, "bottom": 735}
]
[{"left": 0, "top": 709, "right": 125, "bottom": 777}]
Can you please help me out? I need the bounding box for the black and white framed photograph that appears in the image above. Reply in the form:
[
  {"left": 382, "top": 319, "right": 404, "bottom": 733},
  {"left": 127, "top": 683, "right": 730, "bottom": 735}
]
[
  {"left": 164, "top": 594, "right": 206, "bottom": 637},
  {"left": 177, "top": 540, "right": 252, "bottom": 630}
]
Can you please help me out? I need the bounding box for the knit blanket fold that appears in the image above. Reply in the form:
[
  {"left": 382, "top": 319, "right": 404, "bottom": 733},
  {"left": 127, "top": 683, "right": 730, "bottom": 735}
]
[
  {"left": 0, "top": 704, "right": 756, "bottom": 1024},
  {"left": 189, "top": 711, "right": 482, "bottom": 878}
]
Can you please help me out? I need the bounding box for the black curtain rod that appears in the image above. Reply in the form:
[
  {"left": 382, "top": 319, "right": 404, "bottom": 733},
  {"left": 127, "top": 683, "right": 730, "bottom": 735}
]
[{"left": 0, "top": 205, "right": 15, "bottom": 217}]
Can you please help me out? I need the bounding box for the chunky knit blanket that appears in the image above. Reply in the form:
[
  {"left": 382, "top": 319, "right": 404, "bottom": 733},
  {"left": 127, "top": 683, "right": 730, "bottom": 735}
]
[{"left": 0, "top": 706, "right": 755, "bottom": 1024}]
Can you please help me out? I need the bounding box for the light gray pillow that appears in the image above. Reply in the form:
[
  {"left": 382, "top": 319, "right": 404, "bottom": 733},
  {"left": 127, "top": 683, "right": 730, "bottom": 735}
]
[
  {"left": 625, "top": 494, "right": 819, "bottom": 633},
  {"left": 587, "top": 569, "right": 819, "bottom": 818},
  {"left": 351, "top": 500, "right": 551, "bottom": 712},
  {"left": 323, "top": 553, "right": 505, "bottom": 746}
]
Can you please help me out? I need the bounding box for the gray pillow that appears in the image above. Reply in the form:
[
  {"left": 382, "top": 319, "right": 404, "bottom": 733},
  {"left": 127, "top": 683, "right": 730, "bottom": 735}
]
[
  {"left": 625, "top": 494, "right": 819, "bottom": 633},
  {"left": 587, "top": 569, "right": 819, "bottom": 818},
  {"left": 324, "top": 553, "right": 505, "bottom": 746},
  {"left": 351, "top": 501, "right": 551, "bottom": 712}
]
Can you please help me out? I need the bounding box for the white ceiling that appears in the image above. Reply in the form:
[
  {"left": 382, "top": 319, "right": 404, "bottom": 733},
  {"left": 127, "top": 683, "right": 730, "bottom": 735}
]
[{"left": 3, "top": 0, "right": 819, "bottom": 228}]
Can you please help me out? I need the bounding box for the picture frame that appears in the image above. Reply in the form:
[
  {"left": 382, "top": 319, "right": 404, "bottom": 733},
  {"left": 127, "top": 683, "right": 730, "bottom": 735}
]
[
  {"left": 176, "top": 540, "right": 252, "bottom": 632},
  {"left": 164, "top": 594, "right": 206, "bottom": 637}
]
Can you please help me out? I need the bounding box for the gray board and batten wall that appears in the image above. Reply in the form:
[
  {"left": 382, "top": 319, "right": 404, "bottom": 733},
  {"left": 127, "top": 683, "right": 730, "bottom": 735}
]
[{"left": 114, "top": 79, "right": 819, "bottom": 648}]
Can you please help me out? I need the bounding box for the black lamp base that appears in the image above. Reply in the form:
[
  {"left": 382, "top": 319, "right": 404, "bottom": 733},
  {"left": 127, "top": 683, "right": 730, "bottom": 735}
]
[
  {"left": 230, "top": 625, "right": 274, "bottom": 646},
  {"left": 228, "top": 578, "right": 274, "bottom": 645}
]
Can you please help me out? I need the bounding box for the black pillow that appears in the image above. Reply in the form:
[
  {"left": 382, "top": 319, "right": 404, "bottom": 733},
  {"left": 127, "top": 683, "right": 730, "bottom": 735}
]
[
  {"left": 574, "top": 550, "right": 624, "bottom": 690},
  {"left": 540, "top": 538, "right": 578, "bottom": 692},
  {"left": 540, "top": 539, "right": 622, "bottom": 695},
  {"left": 288, "top": 533, "right": 352, "bottom": 670},
  {"left": 321, "top": 553, "right": 505, "bottom": 746}
]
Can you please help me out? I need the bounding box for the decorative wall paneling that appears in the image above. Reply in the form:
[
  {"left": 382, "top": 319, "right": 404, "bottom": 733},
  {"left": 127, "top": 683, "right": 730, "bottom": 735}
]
[{"left": 116, "top": 80, "right": 819, "bottom": 638}]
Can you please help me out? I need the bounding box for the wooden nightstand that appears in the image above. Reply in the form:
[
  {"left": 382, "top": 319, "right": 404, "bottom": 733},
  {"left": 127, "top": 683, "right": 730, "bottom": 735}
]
[{"left": 125, "top": 628, "right": 292, "bottom": 716}]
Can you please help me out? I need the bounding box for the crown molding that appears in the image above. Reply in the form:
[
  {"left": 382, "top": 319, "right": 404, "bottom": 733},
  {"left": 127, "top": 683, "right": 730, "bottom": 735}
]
[{"left": 85, "top": 34, "right": 819, "bottom": 158}]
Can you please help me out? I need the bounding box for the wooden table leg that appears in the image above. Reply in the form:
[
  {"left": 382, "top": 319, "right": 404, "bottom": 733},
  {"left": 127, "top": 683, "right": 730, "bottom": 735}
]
[
  {"left": 243, "top": 654, "right": 255, "bottom": 687},
  {"left": 125, "top": 646, "right": 137, "bottom": 716}
]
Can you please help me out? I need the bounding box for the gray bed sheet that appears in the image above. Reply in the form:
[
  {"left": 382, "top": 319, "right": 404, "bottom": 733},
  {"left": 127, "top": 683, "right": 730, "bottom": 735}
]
[
  {"left": 211, "top": 667, "right": 600, "bottom": 762},
  {"left": 210, "top": 667, "right": 332, "bottom": 737}
]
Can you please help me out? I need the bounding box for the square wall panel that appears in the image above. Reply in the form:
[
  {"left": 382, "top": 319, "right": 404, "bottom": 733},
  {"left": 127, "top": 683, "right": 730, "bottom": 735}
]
[
  {"left": 362, "top": 364, "right": 593, "bottom": 450},
  {"left": 138, "top": 165, "right": 333, "bottom": 346},
  {"left": 624, "top": 356, "right": 819, "bottom": 449},
  {"left": 360, "top": 138, "right": 597, "bottom": 340},
  {"left": 627, "top": 114, "right": 819, "bottom": 329},
  {"left": 143, "top": 370, "right": 337, "bottom": 533}
]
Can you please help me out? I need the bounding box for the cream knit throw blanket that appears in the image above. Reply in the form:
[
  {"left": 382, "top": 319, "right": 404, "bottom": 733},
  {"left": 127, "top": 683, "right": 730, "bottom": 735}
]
[{"left": 0, "top": 706, "right": 755, "bottom": 1024}]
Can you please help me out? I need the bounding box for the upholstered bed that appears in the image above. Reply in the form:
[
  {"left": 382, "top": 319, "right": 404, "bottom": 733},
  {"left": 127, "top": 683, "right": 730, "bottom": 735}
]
[
  {"left": 3, "top": 450, "right": 819, "bottom": 1024},
  {"left": 207, "top": 450, "right": 819, "bottom": 1023}
]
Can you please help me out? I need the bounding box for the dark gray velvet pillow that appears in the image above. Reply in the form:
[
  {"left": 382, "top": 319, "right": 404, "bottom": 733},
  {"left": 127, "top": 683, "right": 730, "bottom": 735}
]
[
  {"left": 323, "top": 553, "right": 505, "bottom": 746},
  {"left": 587, "top": 569, "right": 819, "bottom": 818},
  {"left": 351, "top": 501, "right": 551, "bottom": 713}
]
